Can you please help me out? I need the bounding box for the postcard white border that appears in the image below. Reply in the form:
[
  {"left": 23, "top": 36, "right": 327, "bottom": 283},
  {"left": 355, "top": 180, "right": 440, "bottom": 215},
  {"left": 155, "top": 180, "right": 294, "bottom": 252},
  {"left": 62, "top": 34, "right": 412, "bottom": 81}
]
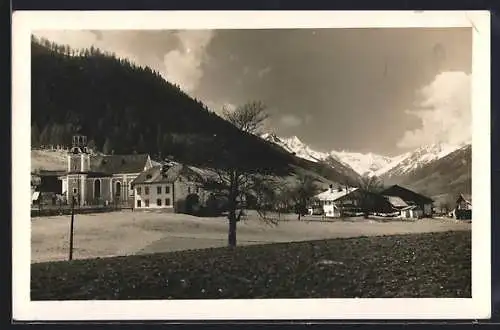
[{"left": 12, "top": 10, "right": 491, "bottom": 321}]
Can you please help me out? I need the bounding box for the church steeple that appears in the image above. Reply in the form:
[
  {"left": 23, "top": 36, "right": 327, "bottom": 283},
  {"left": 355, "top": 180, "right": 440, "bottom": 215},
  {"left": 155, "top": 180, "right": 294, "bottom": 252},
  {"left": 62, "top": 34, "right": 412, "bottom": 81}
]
[
  {"left": 70, "top": 134, "right": 89, "bottom": 154},
  {"left": 68, "top": 134, "right": 90, "bottom": 172}
]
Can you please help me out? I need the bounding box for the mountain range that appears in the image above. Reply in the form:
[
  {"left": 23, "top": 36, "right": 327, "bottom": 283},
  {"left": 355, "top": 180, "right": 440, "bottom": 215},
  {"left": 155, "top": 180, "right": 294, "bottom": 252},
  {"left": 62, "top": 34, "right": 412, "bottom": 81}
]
[
  {"left": 30, "top": 37, "right": 471, "bottom": 203},
  {"left": 261, "top": 133, "right": 472, "bottom": 201}
]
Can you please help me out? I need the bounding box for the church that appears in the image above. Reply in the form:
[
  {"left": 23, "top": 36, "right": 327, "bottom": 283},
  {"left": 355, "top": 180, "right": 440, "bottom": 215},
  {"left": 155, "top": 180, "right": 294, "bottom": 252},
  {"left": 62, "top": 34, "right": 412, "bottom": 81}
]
[{"left": 61, "top": 135, "right": 154, "bottom": 207}]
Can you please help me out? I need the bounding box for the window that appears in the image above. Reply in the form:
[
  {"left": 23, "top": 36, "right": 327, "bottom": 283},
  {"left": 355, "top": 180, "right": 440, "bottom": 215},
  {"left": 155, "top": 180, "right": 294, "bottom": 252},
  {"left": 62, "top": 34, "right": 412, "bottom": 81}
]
[
  {"left": 196, "top": 187, "right": 200, "bottom": 193},
  {"left": 73, "top": 188, "right": 77, "bottom": 194},
  {"left": 145, "top": 187, "right": 150, "bottom": 195},
  {"left": 145, "top": 199, "right": 150, "bottom": 207},
  {"left": 116, "top": 182, "right": 121, "bottom": 197},
  {"left": 165, "top": 198, "right": 171, "bottom": 206},
  {"left": 157, "top": 186, "right": 162, "bottom": 194},
  {"left": 137, "top": 200, "right": 141, "bottom": 208},
  {"left": 157, "top": 198, "right": 162, "bottom": 206},
  {"left": 188, "top": 187, "right": 191, "bottom": 194},
  {"left": 165, "top": 186, "right": 170, "bottom": 194},
  {"left": 137, "top": 187, "right": 141, "bottom": 195}
]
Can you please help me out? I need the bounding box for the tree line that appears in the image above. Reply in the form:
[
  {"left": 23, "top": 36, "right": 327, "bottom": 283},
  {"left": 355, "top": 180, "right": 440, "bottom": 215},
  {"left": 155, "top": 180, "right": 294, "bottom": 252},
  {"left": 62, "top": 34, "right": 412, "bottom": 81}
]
[
  {"left": 31, "top": 36, "right": 360, "bottom": 186},
  {"left": 31, "top": 36, "right": 296, "bottom": 168}
]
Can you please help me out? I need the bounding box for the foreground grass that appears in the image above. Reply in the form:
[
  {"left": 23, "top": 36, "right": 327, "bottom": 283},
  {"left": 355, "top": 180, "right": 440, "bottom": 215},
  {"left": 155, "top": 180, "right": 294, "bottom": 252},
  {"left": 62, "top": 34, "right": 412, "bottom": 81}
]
[{"left": 31, "top": 230, "right": 471, "bottom": 300}]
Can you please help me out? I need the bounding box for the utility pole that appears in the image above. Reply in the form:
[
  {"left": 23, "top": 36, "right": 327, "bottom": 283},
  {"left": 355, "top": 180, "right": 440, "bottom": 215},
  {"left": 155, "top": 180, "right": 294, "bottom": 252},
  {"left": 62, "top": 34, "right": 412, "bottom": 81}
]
[{"left": 69, "top": 196, "right": 75, "bottom": 261}]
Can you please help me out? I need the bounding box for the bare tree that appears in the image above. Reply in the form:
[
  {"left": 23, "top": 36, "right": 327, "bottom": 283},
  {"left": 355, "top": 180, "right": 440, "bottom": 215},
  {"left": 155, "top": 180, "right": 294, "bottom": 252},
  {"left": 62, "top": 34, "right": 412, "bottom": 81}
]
[
  {"left": 221, "top": 101, "right": 269, "bottom": 136},
  {"left": 290, "top": 173, "right": 320, "bottom": 220},
  {"left": 357, "top": 175, "right": 384, "bottom": 218},
  {"left": 203, "top": 101, "right": 281, "bottom": 247}
]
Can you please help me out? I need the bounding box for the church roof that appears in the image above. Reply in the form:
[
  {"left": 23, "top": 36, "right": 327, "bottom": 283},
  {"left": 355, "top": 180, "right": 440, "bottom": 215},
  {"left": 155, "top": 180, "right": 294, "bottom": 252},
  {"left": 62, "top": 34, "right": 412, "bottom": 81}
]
[{"left": 89, "top": 154, "right": 150, "bottom": 174}]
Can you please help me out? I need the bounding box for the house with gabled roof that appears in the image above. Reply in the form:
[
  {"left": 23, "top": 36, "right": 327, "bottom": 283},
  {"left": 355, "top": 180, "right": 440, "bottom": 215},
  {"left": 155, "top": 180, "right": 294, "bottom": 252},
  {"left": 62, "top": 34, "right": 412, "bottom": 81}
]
[
  {"left": 314, "top": 185, "right": 393, "bottom": 218},
  {"left": 61, "top": 135, "right": 153, "bottom": 207},
  {"left": 381, "top": 185, "right": 434, "bottom": 218},
  {"left": 130, "top": 162, "right": 210, "bottom": 213},
  {"left": 454, "top": 193, "right": 472, "bottom": 220}
]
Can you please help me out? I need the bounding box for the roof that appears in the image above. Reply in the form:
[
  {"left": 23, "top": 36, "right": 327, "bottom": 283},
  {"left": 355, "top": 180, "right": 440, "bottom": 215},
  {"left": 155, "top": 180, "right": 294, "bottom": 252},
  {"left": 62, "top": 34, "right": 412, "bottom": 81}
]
[
  {"left": 384, "top": 195, "right": 409, "bottom": 208},
  {"left": 38, "top": 170, "right": 67, "bottom": 177},
  {"left": 315, "top": 187, "right": 359, "bottom": 202},
  {"left": 131, "top": 163, "right": 184, "bottom": 186},
  {"left": 88, "top": 154, "right": 150, "bottom": 174},
  {"left": 32, "top": 191, "right": 40, "bottom": 201},
  {"left": 187, "top": 165, "right": 219, "bottom": 181},
  {"left": 381, "top": 185, "right": 434, "bottom": 204},
  {"left": 457, "top": 193, "right": 472, "bottom": 204}
]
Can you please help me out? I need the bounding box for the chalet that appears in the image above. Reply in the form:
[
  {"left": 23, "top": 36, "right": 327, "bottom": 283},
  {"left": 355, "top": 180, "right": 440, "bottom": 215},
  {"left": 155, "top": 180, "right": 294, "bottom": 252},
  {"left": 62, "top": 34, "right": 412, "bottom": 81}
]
[
  {"left": 382, "top": 195, "right": 410, "bottom": 217},
  {"left": 381, "top": 185, "right": 434, "bottom": 218},
  {"left": 454, "top": 193, "right": 472, "bottom": 220},
  {"left": 314, "top": 185, "right": 392, "bottom": 217},
  {"left": 314, "top": 186, "right": 357, "bottom": 217},
  {"left": 61, "top": 135, "right": 153, "bottom": 207},
  {"left": 130, "top": 162, "right": 209, "bottom": 213}
]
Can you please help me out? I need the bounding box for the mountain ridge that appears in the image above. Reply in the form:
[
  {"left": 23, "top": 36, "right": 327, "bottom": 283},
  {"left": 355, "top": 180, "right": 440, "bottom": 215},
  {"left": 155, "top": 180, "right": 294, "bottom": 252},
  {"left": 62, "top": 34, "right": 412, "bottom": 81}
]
[
  {"left": 261, "top": 132, "right": 472, "bottom": 199},
  {"left": 30, "top": 37, "right": 361, "bottom": 188}
]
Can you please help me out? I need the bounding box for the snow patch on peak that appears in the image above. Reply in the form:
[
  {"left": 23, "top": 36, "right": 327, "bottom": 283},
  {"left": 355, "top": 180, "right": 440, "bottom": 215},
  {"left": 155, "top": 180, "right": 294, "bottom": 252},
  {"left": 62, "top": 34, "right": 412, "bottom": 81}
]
[
  {"left": 261, "top": 132, "right": 393, "bottom": 175},
  {"left": 375, "top": 141, "right": 467, "bottom": 178},
  {"left": 261, "top": 132, "right": 469, "bottom": 178}
]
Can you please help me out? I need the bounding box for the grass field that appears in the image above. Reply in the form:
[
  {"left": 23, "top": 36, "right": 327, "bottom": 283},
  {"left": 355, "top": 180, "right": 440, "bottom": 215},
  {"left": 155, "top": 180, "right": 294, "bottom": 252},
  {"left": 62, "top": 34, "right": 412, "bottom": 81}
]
[
  {"left": 31, "top": 210, "right": 471, "bottom": 263},
  {"left": 31, "top": 149, "right": 68, "bottom": 171},
  {"left": 31, "top": 230, "right": 471, "bottom": 300}
]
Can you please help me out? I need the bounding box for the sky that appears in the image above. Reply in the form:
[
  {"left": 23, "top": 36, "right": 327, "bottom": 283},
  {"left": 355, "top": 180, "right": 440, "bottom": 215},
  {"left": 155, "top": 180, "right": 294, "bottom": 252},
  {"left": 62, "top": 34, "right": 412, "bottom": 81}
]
[{"left": 33, "top": 28, "right": 472, "bottom": 156}]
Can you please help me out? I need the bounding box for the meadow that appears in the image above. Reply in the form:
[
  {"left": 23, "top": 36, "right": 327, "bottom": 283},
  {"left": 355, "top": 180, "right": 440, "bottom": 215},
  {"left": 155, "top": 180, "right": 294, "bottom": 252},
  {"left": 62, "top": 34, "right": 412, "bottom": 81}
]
[{"left": 31, "top": 210, "right": 470, "bottom": 263}]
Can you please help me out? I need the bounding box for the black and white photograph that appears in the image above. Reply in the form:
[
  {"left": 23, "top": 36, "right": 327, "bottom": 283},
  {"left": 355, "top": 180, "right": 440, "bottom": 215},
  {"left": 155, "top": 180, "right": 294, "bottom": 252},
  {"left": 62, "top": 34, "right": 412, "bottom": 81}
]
[{"left": 12, "top": 11, "right": 490, "bottom": 320}]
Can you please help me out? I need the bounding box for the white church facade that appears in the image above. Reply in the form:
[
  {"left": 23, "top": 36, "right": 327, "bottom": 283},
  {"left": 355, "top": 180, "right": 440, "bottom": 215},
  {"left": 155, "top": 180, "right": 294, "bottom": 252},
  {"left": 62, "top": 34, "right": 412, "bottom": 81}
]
[{"left": 61, "top": 135, "right": 153, "bottom": 206}]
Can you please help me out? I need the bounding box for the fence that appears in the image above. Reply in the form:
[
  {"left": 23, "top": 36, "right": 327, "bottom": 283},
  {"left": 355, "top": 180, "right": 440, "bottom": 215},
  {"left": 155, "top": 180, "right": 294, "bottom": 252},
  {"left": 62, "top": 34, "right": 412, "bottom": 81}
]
[{"left": 31, "top": 198, "right": 133, "bottom": 218}]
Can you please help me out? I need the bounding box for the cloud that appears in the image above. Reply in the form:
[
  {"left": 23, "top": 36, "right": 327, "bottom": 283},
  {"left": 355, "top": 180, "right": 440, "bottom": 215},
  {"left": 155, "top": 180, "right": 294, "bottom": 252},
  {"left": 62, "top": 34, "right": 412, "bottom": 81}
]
[
  {"left": 163, "top": 30, "right": 215, "bottom": 92},
  {"left": 257, "top": 66, "right": 272, "bottom": 78},
  {"left": 279, "top": 114, "right": 303, "bottom": 128},
  {"left": 204, "top": 100, "right": 236, "bottom": 116},
  {"left": 32, "top": 29, "right": 215, "bottom": 93},
  {"left": 34, "top": 30, "right": 100, "bottom": 51},
  {"left": 397, "top": 71, "right": 471, "bottom": 148}
]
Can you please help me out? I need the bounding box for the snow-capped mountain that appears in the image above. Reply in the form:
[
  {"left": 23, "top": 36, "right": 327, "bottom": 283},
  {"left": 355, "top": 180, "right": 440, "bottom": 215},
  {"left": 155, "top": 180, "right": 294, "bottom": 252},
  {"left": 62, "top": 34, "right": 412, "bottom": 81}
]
[
  {"left": 261, "top": 133, "right": 329, "bottom": 163},
  {"left": 329, "top": 151, "right": 395, "bottom": 176},
  {"left": 261, "top": 133, "right": 396, "bottom": 176},
  {"left": 375, "top": 141, "right": 471, "bottom": 179},
  {"left": 261, "top": 132, "right": 470, "bottom": 178},
  {"left": 382, "top": 143, "right": 472, "bottom": 201}
]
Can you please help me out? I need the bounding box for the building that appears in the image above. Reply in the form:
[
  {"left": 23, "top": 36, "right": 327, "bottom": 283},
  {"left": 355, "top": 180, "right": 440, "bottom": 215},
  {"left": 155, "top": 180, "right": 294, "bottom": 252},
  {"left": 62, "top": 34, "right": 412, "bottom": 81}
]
[
  {"left": 130, "top": 162, "right": 210, "bottom": 213},
  {"left": 315, "top": 186, "right": 359, "bottom": 217},
  {"left": 454, "top": 193, "right": 472, "bottom": 220},
  {"left": 381, "top": 185, "right": 434, "bottom": 218},
  {"left": 61, "top": 135, "right": 153, "bottom": 207},
  {"left": 382, "top": 195, "right": 410, "bottom": 217},
  {"left": 31, "top": 170, "right": 66, "bottom": 206},
  {"left": 314, "top": 185, "right": 392, "bottom": 217}
]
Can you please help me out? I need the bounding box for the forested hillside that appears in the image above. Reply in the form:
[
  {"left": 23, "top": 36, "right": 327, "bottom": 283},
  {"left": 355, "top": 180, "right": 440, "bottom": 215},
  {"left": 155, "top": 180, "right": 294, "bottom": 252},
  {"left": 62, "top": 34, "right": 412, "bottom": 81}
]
[{"left": 31, "top": 37, "right": 361, "bottom": 185}]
